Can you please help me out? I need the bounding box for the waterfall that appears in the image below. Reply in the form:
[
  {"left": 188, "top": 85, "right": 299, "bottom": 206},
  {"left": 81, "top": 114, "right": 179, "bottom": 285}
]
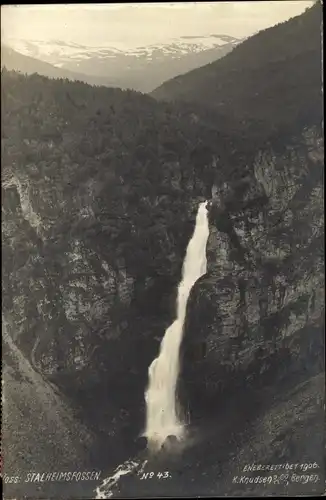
[
  {"left": 94, "top": 201, "right": 210, "bottom": 498},
  {"left": 144, "top": 201, "right": 210, "bottom": 451}
]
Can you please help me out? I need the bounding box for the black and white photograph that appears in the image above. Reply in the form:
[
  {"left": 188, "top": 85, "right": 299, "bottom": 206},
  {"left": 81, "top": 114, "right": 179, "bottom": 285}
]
[{"left": 1, "top": 1, "right": 324, "bottom": 498}]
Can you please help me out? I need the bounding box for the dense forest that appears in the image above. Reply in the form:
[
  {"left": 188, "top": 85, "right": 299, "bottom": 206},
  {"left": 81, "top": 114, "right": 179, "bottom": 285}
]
[{"left": 2, "top": 2, "right": 324, "bottom": 498}]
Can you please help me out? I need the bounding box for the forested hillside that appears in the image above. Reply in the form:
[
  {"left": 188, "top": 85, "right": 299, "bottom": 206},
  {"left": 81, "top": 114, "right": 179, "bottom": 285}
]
[{"left": 152, "top": 3, "right": 323, "bottom": 137}]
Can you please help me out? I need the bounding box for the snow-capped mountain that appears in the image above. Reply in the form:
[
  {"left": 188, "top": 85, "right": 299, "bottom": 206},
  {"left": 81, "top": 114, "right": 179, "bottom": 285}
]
[
  {"left": 1, "top": 44, "right": 118, "bottom": 88},
  {"left": 5, "top": 35, "right": 240, "bottom": 63},
  {"left": 4, "top": 35, "right": 241, "bottom": 92}
]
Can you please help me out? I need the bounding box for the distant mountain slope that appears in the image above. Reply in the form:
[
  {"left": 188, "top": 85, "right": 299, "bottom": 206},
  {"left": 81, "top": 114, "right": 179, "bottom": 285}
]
[
  {"left": 151, "top": 4, "right": 323, "bottom": 134},
  {"left": 4, "top": 35, "right": 241, "bottom": 93},
  {"left": 1, "top": 44, "right": 119, "bottom": 88}
]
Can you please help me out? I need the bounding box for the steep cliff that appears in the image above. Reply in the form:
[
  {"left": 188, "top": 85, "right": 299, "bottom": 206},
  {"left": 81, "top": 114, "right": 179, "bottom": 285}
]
[{"left": 180, "top": 126, "right": 324, "bottom": 420}]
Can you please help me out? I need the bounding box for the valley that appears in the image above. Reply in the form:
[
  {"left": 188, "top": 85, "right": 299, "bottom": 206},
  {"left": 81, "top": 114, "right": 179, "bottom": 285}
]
[{"left": 1, "top": 3, "right": 324, "bottom": 499}]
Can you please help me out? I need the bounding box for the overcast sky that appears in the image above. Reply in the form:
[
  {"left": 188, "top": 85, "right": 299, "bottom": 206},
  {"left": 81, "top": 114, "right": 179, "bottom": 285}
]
[{"left": 1, "top": 2, "right": 314, "bottom": 49}]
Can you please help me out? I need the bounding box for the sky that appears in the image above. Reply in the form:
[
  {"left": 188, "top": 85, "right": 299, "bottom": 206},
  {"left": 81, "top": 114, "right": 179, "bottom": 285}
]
[{"left": 1, "top": 2, "right": 315, "bottom": 49}]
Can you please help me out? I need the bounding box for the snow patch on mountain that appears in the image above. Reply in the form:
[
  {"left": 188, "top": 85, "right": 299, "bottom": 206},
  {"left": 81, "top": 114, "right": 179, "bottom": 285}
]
[{"left": 4, "top": 34, "right": 240, "bottom": 67}]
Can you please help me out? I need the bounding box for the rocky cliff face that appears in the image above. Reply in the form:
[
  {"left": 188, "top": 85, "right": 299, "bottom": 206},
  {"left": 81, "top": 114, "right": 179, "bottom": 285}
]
[
  {"left": 180, "top": 126, "right": 324, "bottom": 421},
  {"left": 2, "top": 163, "right": 143, "bottom": 439}
]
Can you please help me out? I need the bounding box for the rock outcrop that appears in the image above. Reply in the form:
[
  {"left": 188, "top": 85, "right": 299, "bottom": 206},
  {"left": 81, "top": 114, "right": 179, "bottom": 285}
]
[{"left": 180, "top": 126, "right": 324, "bottom": 422}]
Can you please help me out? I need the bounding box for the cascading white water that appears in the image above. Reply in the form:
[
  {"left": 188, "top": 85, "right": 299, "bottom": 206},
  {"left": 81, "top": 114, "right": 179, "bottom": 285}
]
[
  {"left": 144, "top": 201, "right": 210, "bottom": 451},
  {"left": 94, "top": 202, "right": 210, "bottom": 498}
]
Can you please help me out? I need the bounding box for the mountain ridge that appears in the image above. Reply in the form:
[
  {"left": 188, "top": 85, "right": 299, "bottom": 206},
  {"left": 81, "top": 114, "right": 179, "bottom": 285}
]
[
  {"left": 151, "top": 3, "right": 322, "bottom": 135},
  {"left": 3, "top": 34, "right": 241, "bottom": 93},
  {"left": 1, "top": 44, "right": 120, "bottom": 88}
]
